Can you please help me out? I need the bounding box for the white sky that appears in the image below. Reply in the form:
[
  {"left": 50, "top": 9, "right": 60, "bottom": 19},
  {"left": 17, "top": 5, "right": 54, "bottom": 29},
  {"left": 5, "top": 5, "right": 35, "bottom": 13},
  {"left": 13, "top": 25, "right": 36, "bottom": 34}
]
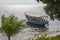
[{"left": 0, "top": 0, "right": 45, "bottom": 5}]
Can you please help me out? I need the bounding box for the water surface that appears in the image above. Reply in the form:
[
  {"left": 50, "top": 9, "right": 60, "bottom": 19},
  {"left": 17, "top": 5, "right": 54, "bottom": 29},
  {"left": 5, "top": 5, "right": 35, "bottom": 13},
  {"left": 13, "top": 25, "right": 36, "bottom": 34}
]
[{"left": 0, "top": 5, "right": 60, "bottom": 40}]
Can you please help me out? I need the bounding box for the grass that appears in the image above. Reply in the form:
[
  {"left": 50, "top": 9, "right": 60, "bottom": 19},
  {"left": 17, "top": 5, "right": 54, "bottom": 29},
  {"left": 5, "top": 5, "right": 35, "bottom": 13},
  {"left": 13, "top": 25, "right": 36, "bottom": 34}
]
[{"left": 28, "top": 34, "right": 60, "bottom": 40}]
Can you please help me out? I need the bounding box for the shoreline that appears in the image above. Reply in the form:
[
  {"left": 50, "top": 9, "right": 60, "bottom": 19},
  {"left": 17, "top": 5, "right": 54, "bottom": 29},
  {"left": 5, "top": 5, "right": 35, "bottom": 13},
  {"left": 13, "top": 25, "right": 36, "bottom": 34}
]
[
  {"left": 0, "top": 28, "right": 60, "bottom": 40},
  {"left": 33, "top": 31, "right": 60, "bottom": 38}
]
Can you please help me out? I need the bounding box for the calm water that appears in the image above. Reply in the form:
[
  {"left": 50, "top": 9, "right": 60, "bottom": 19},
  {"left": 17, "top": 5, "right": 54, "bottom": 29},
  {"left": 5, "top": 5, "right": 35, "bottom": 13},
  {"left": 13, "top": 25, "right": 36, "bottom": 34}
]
[{"left": 0, "top": 5, "right": 60, "bottom": 40}]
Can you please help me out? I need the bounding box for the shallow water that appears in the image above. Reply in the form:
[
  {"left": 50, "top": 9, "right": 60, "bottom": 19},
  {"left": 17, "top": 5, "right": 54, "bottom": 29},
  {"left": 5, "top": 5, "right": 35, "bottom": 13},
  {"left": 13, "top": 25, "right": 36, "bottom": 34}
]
[{"left": 0, "top": 5, "right": 60, "bottom": 40}]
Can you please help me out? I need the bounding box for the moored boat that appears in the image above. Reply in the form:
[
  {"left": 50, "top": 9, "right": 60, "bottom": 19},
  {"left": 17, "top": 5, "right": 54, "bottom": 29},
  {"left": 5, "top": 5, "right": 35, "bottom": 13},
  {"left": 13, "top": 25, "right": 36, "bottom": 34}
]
[{"left": 25, "top": 12, "right": 49, "bottom": 26}]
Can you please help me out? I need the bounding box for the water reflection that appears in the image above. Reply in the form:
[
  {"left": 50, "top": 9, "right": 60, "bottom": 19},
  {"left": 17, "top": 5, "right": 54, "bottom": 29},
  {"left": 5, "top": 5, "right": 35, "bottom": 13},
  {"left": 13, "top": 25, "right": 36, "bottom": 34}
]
[{"left": 26, "top": 22, "right": 48, "bottom": 32}]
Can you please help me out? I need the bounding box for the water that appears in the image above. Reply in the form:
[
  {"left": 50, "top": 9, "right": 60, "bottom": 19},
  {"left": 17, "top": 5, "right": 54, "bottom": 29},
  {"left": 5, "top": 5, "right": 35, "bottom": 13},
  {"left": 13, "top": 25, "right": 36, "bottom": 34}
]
[{"left": 0, "top": 5, "right": 60, "bottom": 40}]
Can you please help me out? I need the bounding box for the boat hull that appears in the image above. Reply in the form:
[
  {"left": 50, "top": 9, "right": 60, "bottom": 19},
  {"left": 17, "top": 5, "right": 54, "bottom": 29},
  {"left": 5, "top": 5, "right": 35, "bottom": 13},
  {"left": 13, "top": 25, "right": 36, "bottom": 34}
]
[{"left": 25, "top": 14, "right": 49, "bottom": 26}]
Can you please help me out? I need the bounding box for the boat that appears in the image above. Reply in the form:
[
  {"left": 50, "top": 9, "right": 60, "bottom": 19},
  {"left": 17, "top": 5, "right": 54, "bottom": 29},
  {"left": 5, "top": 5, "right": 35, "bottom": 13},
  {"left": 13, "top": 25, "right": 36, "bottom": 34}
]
[{"left": 25, "top": 12, "right": 49, "bottom": 26}]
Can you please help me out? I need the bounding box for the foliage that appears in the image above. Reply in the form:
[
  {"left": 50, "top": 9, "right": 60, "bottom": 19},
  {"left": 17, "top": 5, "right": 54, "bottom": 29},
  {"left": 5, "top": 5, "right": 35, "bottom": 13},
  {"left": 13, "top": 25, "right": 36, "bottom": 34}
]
[
  {"left": 28, "top": 34, "right": 60, "bottom": 40},
  {"left": 36, "top": 0, "right": 60, "bottom": 20},
  {"left": 0, "top": 15, "right": 26, "bottom": 40}
]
